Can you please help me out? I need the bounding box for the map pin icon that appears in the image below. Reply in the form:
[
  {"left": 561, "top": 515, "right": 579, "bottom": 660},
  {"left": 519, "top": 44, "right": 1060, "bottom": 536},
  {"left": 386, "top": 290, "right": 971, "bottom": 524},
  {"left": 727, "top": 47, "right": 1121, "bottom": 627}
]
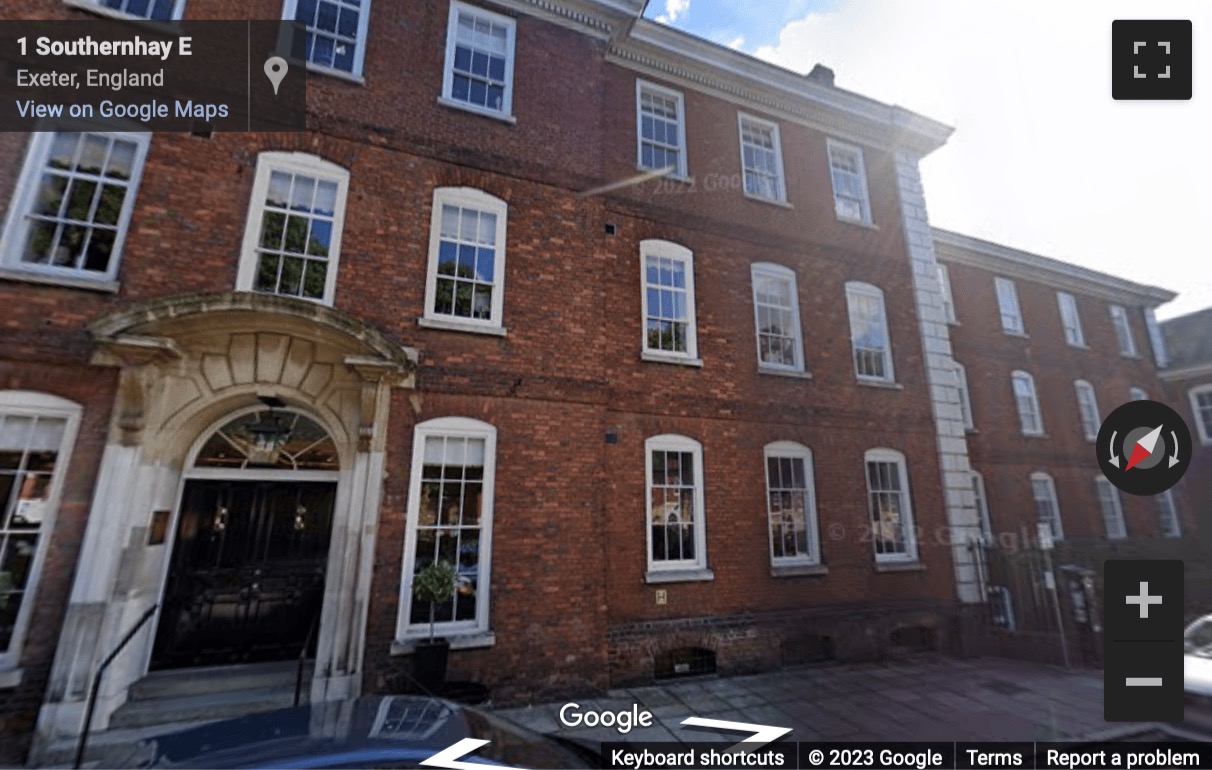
[{"left": 264, "top": 56, "right": 288, "bottom": 95}]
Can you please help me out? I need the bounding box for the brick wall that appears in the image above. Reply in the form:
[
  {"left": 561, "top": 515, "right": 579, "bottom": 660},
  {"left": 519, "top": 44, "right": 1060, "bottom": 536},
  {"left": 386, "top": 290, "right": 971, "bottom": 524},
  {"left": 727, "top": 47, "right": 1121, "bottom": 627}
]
[{"left": 944, "top": 257, "right": 1190, "bottom": 541}]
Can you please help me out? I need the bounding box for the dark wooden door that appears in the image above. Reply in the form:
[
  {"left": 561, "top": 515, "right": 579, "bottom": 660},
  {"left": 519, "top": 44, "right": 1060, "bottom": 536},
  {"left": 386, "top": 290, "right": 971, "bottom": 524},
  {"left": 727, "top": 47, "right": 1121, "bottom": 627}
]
[{"left": 150, "top": 479, "right": 335, "bottom": 670}]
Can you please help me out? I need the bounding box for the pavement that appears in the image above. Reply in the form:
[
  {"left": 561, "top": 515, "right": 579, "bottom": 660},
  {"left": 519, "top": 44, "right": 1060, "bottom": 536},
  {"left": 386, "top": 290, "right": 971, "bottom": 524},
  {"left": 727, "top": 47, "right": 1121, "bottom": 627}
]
[{"left": 490, "top": 654, "right": 1191, "bottom": 748}]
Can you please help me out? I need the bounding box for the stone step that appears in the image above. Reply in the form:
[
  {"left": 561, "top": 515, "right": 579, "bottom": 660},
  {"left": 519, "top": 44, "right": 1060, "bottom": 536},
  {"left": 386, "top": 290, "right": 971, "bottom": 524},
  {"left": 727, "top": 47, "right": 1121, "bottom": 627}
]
[
  {"left": 109, "top": 685, "right": 301, "bottom": 730},
  {"left": 128, "top": 660, "right": 311, "bottom": 700},
  {"left": 32, "top": 718, "right": 221, "bottom": 768}
]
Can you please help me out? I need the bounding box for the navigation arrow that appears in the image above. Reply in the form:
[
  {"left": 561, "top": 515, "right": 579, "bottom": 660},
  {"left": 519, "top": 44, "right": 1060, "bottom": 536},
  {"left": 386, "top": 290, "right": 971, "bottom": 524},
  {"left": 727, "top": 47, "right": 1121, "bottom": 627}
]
[
  {"left": 421, "top": 738, "right": 502, "bottom": 770},
  {"left": 1169, "top": 430, "right": 1181, "bottom": 468},
  {"left": 1108, "top": 431, "right": 1120, "bottom": 468},
  {"left": 681, "top": 717, "right": 792, "bottom": 753}
]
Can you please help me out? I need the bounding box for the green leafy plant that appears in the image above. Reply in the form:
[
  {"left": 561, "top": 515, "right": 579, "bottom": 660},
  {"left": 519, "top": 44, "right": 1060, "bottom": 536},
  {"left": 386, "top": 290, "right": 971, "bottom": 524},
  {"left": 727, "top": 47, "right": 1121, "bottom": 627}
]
[
  {"left": 412, "top": 560, "right": 457, "bottom": 643},
  {"left": 0, "top": 572, "right": 12, "bottom": 611}
]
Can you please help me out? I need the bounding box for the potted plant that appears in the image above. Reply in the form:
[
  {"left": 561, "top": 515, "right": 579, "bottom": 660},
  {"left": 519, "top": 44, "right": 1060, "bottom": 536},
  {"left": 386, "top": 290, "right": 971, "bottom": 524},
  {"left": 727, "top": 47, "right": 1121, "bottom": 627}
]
[
  {"left": 0, "top": 572, "right": 12, "bottom": 611},
  {"left": 411, "top": 560, "right": 457, "bottom": 692}
]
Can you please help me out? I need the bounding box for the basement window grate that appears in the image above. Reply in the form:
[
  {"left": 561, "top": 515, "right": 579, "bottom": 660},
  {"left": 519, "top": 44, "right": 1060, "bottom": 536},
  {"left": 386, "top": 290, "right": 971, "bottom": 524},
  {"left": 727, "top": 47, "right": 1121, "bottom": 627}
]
[{"left": 654, "top": 647, "right": 716, "bottom": 680}]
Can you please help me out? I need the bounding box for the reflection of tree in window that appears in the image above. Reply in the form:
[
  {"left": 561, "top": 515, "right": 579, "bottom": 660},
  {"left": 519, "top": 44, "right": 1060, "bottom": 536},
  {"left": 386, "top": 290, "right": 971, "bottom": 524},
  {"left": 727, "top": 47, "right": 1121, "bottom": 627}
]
[
  {"left": 410, "top": 436, "right": 485, "bottom": 626},
  {"left": 433, "top": 204, "right": 496, "bottom": 321},
  {"left": 22, "top": 132, "right": 137, "bottom": 274},
  {"left": 1, "top": 414, "right": 64, "bottom": 651},
  {"left": 867, "top": 460, "right": 906, "bottom": 556},
  {"left": 650, "top": 450, "right": 695, "bottom": 563},
  {"left": 254, "top": 170, "right": 337, "bottom": 300},
  {"left": 645, "top": 256, "right": 689, "bottom": 353}
]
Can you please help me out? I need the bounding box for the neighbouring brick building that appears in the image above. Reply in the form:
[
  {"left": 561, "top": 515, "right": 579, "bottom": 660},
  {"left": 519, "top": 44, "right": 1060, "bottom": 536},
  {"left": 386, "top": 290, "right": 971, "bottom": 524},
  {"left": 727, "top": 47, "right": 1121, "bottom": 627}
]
[
  {"left": 1161, "top": 308, "right": 1212, "bottom": 551},
  {"left": 0, "top": 0, "right": 1200, "bottom": 765},
  {"left": 933, "top": 230, "right": 1205, "bottom": 664}
]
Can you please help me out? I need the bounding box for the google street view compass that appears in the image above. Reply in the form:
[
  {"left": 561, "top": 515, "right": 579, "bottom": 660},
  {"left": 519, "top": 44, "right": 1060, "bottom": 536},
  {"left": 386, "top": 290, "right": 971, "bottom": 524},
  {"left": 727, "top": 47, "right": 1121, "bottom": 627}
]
[{"left": 1097, "top": 400, "right": 1191, "bottom": 495}]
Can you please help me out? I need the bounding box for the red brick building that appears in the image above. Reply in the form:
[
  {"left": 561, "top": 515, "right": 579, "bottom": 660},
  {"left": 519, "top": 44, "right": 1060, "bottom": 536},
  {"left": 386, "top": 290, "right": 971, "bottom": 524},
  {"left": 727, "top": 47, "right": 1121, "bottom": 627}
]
[
  {"left": 933, "top": 230, "right": 1203, "bottom": 661},
  {"left": 1161, "top": 308, "right": 1212, "bottom": 552},
  {"left": 1, "top": 0, "right": 973, "bottom": 762},
  {"left": 1, "top": 0, "right": 1200, "bottom": 765}
]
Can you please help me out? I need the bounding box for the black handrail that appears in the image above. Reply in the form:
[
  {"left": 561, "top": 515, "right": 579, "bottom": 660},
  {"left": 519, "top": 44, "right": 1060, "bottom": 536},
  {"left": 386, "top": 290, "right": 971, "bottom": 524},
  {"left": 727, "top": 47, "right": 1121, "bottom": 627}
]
[
  {"left": 74, "top": 603, "right": 158, "bottom": 769},
  {"left": 294, "top": 614, "right": 320, "bottom": 707}
]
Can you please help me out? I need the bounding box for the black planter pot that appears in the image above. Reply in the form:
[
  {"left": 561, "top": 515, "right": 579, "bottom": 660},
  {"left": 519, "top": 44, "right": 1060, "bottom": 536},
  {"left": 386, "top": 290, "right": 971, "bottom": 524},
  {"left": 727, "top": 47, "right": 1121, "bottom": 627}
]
[{"left": 413, "top": 638, "right": 450, "bottom": 692}]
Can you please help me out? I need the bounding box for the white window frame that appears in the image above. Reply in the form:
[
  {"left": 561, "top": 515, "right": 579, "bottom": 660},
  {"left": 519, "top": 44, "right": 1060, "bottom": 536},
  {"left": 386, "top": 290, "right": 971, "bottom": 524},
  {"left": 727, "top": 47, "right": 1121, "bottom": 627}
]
[
  {"left": 864, "top": 448, "right": 918, "bottom": 563},
  {"left": 1073, "top": 380, "right": 1100, "bottom": 442},
  {"left": 764, "top": 441, "right": 819, "bottom": 567},
  {"left": 236, "top": 152, "right": 351, "bottom": 306},
  {"left": 397, "top": 417, "right": 496, "bottom": 641},
  {"left": 1057, "top": 292, "right": 1085, "bottom": 347},
  {"left": 65, "top": 0, "right": 186, "bottom": 21},
  {"left": 987, "top": 586, "right": 1016, "bottom": 631},
  {"left": 422, "top": 187, "right": 509, "bottom": 335},
  {"left": 0, "top": 131, "right": 151, "bottom": 289},
  {"left": 826, "top": 138, "right": 872, "bottom": 225},
  {"left": 1190, "top": 385, "right": 1212, "bottom": 445},
  {"left": 640, "top": 239, "right": 699, "bottom": 364},
  {"left": 971, "top": 470, "right": 992, "bottom": 542},
  {"left": 1011, "top": 370, "right": 1044, "bottom": 436},
  {"left": 635, "top": 80, "right": 688, "bottom": 179},
  {"left": 995, "top": 277, "right": 1024, "bottom": 335},
  {"left": 845, "top": 281, "right": 895, "bottom": 383},
  {"left": 955, "top": 361, "right": 974, "bottom": 430},
  {"left": 1030, "top": 471, "right": 1063, "bottom": 541},
  {"left": 1095, "top": 476, "right": 1127, "bottom": 539},
  {"left": 1158, "top": 490, "right": 1181, "bottom": 538},
  {"left": 0, "top": 391, "right": 82, "bottom": 673},
  {"left": 645, "top": 434, "right": 709, "bottom": 579},
  {"left": 1130, "top": 387, "right": 1148, "bottom": 402},
  {"left": 937, "top": 263, "right": 957, "bottom": 324},
  {"left": 1109, "top": 304, "right": 1138, "bottom": 357},
  {"left": 750, "top": 262, "right": 805, "bottom": 374},
  {"left": 282, "top": 0, "right": 373, "bottom": 79},
  {"left": 737, "top": 113, "right": 786, "bottom": 204},
  {"left": 441, "top": 1, "right": 518, "bottom": 120}
]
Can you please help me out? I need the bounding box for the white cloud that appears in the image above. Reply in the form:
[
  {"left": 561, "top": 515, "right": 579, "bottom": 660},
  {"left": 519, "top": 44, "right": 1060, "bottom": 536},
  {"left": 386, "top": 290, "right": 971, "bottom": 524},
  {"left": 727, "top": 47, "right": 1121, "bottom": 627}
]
[
  {"left": 751, "top": 0, "right": 1212, "bottom": 319},
  {"left": 656, "top": 0, "right": 690, "bottom": 24},
  {"left": 727, "top": 35, "right": 745, "bottom": 50}
]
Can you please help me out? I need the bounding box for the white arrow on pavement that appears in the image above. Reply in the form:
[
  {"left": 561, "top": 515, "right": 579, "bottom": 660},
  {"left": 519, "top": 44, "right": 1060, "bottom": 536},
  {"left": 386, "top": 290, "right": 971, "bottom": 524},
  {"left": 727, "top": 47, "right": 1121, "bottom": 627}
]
[
  {"left": 681, "top": 717, "right": 792, "bottom": 753},
  {"left": 421, "top": 738, "right": 504, "bottom": 770}
]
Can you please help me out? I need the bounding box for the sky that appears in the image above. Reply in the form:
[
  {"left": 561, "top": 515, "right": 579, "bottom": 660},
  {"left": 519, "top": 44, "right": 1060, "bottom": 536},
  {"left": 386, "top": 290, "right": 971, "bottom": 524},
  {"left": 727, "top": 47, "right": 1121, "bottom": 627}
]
[{"left": 644, "top": 0, "right": 1211, "bottom": 321}]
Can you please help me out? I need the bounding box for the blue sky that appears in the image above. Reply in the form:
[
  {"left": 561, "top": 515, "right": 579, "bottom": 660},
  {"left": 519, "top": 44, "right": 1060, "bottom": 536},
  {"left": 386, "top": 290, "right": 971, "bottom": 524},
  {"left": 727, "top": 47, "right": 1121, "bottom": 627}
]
[
  {"left": 643, "top": 0, "right": 840, "bottom": 53},
  {"left": 643, "top": 0, "right": 1212, "bottom": 322}
]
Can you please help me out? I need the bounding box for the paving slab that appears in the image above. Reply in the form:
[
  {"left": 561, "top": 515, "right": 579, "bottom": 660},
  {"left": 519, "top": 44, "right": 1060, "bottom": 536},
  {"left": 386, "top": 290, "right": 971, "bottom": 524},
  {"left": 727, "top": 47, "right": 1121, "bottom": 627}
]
[{"left": 488, "top": 655, "right": 1157, "bottom": 751}]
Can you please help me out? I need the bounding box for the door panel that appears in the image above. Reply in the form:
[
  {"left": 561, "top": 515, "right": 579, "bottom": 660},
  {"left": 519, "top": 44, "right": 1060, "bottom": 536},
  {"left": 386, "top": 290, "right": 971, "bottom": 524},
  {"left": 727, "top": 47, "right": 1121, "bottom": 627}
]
[{"left": 151, "top": 480, "right": 335, "bottom": 670}]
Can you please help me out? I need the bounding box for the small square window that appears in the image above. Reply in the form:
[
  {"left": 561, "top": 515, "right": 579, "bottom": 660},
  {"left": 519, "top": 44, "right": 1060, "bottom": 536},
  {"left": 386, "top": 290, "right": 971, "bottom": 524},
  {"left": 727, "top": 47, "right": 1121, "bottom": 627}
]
[{"left": 285, "top": 0, "right": 372, "bottom": 77}]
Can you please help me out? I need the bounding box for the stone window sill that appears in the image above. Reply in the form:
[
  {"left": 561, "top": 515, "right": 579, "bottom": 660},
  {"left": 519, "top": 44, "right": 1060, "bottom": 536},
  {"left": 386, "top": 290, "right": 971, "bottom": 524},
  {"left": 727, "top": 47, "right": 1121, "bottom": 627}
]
[
  {"left": 771, "top": 563, "right": 828, "bottom": 578},
  {"left": 304, "top": 63, "right": 367, "bottom": 85},
  {"left": 645, "top": 568, "right": 714, "bottom": 584},
  {"left": 637, "top": 166, "right": 693, "bottom": 185},
  {"left": 0, "top": 667, "right": 23, "bottom": 689},
  {"left": 837, "top": 216, "right": 879, "bottom": 231},
  {"left": 743, "top": 192, "right": 793, "bottom": 209},
  {"left": 437, "top": 97, "right": 517, "bottom": 125},
  {"left": 418, "top": 317, "right": 507, "bottom": 337},
  {"left": 0, "top": 267, "right": 120, "bottom": 293},
  {"left": 874, "top": 561, "right": 926, "bottom": 573},
  {"left": 857, "top": 378, "right": 903, "bottom": 390},
  {"left": 758, "top": 366, "right": 812, "bottom": 380},
  {"left": 391, "top": 632, "right": 496, "bottom": 656},
  {"left": 641, "top": 351, "right": 703, "bottom": 368}
]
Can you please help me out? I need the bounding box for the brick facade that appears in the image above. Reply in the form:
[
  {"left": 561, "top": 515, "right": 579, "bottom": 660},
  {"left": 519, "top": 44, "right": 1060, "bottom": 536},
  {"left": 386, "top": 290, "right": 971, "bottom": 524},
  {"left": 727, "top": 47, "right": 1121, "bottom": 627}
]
[{"left": 0, "top": 0, "right": 1200, "bottom": 765}]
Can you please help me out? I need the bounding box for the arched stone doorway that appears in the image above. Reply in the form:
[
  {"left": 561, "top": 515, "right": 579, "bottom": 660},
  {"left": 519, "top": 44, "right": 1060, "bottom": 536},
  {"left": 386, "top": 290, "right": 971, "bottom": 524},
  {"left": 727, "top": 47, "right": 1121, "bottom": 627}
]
[
  {"left": 151, "top": 408, "right": 341, "bottom": 671},
  {"left": 33, "top": 293, "right": 417, "bottom": 751}
]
